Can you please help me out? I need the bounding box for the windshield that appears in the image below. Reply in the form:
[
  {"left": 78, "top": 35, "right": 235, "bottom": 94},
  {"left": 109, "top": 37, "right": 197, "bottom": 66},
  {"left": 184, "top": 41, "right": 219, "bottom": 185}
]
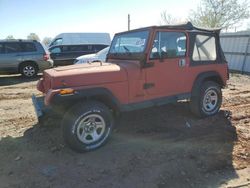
[{"left": 109, "top": 30, "right": 149, "bottom": 59}]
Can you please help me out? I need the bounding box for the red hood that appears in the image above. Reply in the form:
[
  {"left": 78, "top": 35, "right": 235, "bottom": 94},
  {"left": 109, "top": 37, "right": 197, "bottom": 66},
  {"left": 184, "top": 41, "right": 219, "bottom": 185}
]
[{"left": 41, "top": 62, "right": 127, "bottom": 91}]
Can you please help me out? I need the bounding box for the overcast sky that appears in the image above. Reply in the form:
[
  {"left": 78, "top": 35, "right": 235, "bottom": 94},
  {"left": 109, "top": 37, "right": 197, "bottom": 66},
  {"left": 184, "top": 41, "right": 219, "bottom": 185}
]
[{"left": 0, "top": 0, "right": 249, "bottom": 40}]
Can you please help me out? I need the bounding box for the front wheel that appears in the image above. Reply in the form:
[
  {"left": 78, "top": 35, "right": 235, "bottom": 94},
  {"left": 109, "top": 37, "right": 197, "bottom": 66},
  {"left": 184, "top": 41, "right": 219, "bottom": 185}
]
[
  {"left": 190, "top": 81, "right": 222, "bottom": 118},
  {"left": 62, "top": 101, "right": 114, "bottom": 152}
]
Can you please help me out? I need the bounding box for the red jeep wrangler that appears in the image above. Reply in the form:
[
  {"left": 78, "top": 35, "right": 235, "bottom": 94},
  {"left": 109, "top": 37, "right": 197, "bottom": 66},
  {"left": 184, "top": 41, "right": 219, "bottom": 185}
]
[{"left": 33, "top": 22, "right": 228, "bottom": 152}]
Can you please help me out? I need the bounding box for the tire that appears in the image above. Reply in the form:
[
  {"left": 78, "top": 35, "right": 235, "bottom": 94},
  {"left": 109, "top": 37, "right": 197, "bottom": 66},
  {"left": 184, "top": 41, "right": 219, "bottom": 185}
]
[
  {"left": 62, "top": 101, "right": 114, "bottom": 152},
  {"left": 20, "top": 63, "right": 38, "bottom": 78},
  {"left": 190, "top": 81, "right": 222, "bottom": 118}
]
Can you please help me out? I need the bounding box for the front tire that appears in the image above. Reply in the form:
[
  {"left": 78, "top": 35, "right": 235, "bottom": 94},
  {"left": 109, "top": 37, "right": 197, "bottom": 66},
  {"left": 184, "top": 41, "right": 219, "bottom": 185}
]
[
  {"left": 190, "top": 81, "right": 222, "bottom": 118},
  {"left": 62, "top": 101, "right": 114, "bottom": 152}
]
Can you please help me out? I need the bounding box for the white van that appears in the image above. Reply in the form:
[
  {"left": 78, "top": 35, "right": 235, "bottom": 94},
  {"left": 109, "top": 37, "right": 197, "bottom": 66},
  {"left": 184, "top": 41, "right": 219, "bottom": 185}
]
[{"left": 49, "top": 33, "right": 111, "bottom": 47}]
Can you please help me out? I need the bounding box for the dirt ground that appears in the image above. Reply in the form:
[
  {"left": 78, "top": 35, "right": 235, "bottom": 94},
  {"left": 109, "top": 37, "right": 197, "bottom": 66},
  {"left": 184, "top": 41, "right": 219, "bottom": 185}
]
[{"left": 0, "top": 73, "right": 249, "bottom": 188}]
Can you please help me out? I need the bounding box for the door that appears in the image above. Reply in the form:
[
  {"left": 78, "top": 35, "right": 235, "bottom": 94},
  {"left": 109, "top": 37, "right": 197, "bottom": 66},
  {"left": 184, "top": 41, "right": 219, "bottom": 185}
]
[
  {"left": 0, "top": 42, "right": 22, "bottom": 73},
  {"left": 145, "top": 30, "right": 189, "bottom": 98}
]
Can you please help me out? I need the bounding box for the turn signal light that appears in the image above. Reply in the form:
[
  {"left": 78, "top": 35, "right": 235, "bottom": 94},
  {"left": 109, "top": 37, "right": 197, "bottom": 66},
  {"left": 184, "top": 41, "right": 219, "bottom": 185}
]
[{"left": 60, "top": 88, "right": 74, "bottom": 95}]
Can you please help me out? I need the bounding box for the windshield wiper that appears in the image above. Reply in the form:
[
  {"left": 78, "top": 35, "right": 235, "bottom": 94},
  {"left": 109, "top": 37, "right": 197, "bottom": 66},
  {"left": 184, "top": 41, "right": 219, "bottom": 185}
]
[{"left": 122, "top": 46, "right": 132, "bottom": 56}]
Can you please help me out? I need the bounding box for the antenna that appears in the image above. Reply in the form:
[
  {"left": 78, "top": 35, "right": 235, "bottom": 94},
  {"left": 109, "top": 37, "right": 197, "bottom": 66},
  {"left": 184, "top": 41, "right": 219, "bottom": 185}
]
[{"left": 128, "top": 14, "right": 131, "bottom": 31}]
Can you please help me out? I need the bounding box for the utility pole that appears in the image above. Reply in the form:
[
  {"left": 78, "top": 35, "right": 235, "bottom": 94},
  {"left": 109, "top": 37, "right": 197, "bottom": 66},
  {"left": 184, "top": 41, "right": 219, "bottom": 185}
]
[{"left": 128, "top": 14, "right": 130, "bottom": 31}]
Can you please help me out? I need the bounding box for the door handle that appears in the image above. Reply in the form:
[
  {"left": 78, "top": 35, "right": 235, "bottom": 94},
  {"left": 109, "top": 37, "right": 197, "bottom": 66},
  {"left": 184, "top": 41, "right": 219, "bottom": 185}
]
[{"left": 178, "top": 59, "right": 186, "bottom": 67}]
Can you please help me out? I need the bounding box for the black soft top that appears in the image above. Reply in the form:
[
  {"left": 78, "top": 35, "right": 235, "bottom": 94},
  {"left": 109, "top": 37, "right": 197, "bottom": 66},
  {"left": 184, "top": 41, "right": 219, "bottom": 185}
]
[{"left": 116, "top": 22, "right": 221, "bottom": 35}]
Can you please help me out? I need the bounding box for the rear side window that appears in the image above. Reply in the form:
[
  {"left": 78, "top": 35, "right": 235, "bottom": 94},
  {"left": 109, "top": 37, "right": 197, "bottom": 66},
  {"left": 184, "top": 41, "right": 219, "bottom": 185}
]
[
  {"left": 22, "top": 42, "right": 37, "bottom": 52},
  {"left": 192, "top": 35, "right": 216, "bottom": 61},
  {"left": 5, "top": 43, "right": 22, "bottom": 53}
]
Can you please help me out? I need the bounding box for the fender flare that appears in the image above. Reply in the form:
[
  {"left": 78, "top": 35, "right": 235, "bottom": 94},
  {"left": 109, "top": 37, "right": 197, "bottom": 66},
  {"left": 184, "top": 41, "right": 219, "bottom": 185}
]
[
  {"left": 191, "top": 71, "right": 224, "bottom": 97},
  {"left": 51, "top": 87, "right": 122, "bottom": 113}
]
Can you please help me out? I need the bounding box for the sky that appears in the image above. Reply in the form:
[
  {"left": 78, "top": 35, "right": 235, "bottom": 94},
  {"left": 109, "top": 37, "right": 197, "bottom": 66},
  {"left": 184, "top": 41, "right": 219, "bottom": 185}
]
[{"left": 0, "top": 0, "right": 249, "bottom": 41}]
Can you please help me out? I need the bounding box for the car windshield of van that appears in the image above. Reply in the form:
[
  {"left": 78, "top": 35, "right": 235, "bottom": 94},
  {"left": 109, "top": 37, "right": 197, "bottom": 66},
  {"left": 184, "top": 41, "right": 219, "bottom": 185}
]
[{"left": 109, "top": 30, "right": 149, "bottom": 59}]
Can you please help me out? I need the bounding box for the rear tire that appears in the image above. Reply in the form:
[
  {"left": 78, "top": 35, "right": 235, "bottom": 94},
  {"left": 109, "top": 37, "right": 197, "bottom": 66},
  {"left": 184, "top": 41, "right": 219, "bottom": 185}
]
[
  {"left": 20, "top": 63, "right": 38, "bottom": 78},
  {"left": 62, "top": 101, "right": 114, "bottom": 152},
  {"left": 190, "top": 81, "right": 222, "bottom": 118}
]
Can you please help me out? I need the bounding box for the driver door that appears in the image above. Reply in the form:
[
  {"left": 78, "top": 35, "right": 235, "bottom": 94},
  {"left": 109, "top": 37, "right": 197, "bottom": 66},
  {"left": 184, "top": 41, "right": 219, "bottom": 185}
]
[{"left": 145, "top": 30, "right": 189, "bottom": 98}]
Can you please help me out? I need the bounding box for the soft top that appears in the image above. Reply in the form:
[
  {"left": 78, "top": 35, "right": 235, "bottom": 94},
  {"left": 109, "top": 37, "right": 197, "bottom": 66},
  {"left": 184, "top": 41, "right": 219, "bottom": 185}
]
[{"left": 116, "top": 22, "right": 221, "bottom": 35}]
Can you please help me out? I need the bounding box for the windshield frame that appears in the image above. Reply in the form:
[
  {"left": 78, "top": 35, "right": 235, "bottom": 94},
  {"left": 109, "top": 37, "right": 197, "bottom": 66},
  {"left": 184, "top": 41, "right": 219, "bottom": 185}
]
[{"left": 108, "top": 29, "right": 150, "bottom": 60}]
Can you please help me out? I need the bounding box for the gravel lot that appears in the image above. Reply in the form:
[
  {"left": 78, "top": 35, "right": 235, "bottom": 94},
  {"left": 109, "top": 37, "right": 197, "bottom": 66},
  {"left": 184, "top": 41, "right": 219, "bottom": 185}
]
[{"left": 0, "top": 73, "right": 249, "bottom": 188}]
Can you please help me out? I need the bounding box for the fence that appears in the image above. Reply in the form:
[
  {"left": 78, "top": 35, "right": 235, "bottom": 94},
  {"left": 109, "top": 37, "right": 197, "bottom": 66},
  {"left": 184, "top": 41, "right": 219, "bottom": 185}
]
[{"left": 220, "top": 31, "right": 250, "bottom": 74}]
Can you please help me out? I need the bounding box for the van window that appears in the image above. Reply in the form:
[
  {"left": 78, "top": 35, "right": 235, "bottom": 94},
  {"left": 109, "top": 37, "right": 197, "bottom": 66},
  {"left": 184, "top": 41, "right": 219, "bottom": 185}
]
[
  {"left": 0, "top": 44, "right": 3, "bottom": 54},
  {"left": 68, "top": 45, "right": 85, "bottom": 52},
  {"left": 94, "top": 44, "right": 108, "bottom": 52},
  {"left": 50, "top": 47, "right": 61, "bottom": 53},
  {"left": 5, "top": 43, "right": 22, "bottom": 53},
  {"left": 192, "top": 35, "right": 216, "bottom": 61},
  {"left": 51, "top": 38, "right": 62, "bottom": 46}
]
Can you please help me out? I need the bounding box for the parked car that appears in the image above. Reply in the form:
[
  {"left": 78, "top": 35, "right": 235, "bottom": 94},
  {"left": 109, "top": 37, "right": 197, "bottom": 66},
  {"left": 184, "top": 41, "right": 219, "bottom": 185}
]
[
  {"left": 48, "top": 33, "right": 111, "bottom": 66},
  {"left": 49, "top": 44, "right": 109, "bottom": 66},
  {"left": 0, "top": 39, "right": 53, "bottom": 78},
  {"left": 33, "top": 22, "right": 229, "bottom": 152},
  {"left": 74, "top": 47, "right": 110, "bottom": 64}
]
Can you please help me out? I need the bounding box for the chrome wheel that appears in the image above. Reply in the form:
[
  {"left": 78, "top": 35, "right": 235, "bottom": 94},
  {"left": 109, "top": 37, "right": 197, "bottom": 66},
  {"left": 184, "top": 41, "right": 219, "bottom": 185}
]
[
  {"left": 202, "top": 89, "right": 218, "bottom": 112},
  {"left": 76, "top": 114, "right": 106, "bottom": 144},
  {"left": 23, "top": 65, "right": 36, "bottom": 77}
]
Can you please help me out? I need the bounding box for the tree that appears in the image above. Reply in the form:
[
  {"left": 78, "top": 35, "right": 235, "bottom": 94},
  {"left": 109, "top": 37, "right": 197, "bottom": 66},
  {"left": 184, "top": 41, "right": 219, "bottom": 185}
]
[
  {"left": 6, "top": 35, "right": 14, "bottom": 40},
  {"left": 160, "top": 11, "right": 184, "bottom": 25},
  {"left": 27, "top": 33, "right": 40, "bottom": 41},
  {"left": 42, "top": 37, "right": 52, "bottom": 46},
  {"left": 189, "top": 0, "right": 250, "bottom": 29}
]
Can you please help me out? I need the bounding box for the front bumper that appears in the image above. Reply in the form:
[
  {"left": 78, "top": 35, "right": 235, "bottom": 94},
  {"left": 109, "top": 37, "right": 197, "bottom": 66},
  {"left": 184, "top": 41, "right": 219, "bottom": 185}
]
[{"left": 32, "top": 94, "right": 51, "bottom": 122}]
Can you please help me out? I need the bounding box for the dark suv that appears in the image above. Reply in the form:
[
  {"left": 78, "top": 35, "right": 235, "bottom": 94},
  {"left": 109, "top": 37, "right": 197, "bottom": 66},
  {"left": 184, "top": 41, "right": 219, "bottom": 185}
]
[
  {"left": 49, "top": 44, "right": 109, "bottom": 66},
  {"left": 0, "top": 39, "right": 53, "bottom": 78}
]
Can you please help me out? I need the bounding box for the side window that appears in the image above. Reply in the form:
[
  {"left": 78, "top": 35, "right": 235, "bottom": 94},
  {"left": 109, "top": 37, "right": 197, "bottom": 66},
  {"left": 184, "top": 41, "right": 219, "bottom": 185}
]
[
  {"left": 50, "top": 47, "right": 61, "bottom": 53},
  {"left": 93, "top": 45, "right": 107, "bottom": 52},
  {"left": 69, "top": 45, "right": 85, "bottom": 52},
  {"left": 150, "top": 31, "right": 186, "bottom": 59},
  {"left": 50, "top": 38, "right": 62, "bottom": 46},
  {"left": 87, "top": 45, "right": 93, "bottom": 51},
  {"left": 0, "top": 43, "right": 4, "bottom": 54},
  {"left": 192, "top": 35, "right": 216, "bottom": 61},
  {"left": 22, "top": 42, "right": 36, "bottom": 52},
  {"left": 5, "top": 43, "right": 22, "bottom": 53}
]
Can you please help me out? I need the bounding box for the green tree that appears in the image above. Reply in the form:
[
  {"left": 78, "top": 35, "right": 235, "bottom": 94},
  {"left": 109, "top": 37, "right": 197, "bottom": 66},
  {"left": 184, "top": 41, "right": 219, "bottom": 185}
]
[
  {"left": 42, "top": 37, "right": 52, "bottom": 46},
  {"left": 189, "top": 0, "right": 250, "bottom": 29},
  {"left": 6, "top": 35, "right": 14, "bottom": 40},
  {"left": 27, "top": 33, "right": 40, "bottom": 41}
]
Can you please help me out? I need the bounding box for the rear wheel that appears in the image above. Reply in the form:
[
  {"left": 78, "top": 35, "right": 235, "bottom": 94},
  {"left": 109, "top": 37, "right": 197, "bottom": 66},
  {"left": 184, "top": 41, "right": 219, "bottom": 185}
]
[
  {"left": 20, "top": 63, "right": 38, "bottom": 78},
  {"left": 190, "top": 81, "right": 222, "bottom": 117},
  {"left": 62, "top": 101, "right": 114, "bottom": 152}
]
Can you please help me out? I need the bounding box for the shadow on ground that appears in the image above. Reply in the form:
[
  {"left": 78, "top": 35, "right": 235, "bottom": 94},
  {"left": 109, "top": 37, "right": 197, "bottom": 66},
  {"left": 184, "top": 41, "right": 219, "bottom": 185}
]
[
  {"left": 0, "top": 74, "right": 41, "bottom": 86},
  {"left": 0, "top": 103, "right": 238, "bottom": 188}
]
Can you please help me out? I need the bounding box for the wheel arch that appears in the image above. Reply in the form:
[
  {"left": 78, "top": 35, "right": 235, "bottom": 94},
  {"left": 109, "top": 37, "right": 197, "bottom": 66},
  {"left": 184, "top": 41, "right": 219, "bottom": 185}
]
[
  {"left": 18, "top": 60, "right": 39, "bottom": 73},
  {"left": 51, "top": 87, "right": 122, "bottom": 117},
  {"left": 191, "top": 71, "right": 224, "bottom": 97}
]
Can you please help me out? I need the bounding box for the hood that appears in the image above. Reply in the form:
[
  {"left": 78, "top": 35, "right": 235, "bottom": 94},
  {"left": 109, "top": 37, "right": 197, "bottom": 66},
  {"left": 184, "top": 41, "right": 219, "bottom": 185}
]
[{"left": 44, "top": 62, "right": 127, "bottom": 88}]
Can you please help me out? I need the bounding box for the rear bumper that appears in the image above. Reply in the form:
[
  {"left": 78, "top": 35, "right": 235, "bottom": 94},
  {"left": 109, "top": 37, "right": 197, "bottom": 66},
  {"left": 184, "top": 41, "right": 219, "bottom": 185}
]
[{"left": 38, "top": 60, "right": 54, "bottom": 72}]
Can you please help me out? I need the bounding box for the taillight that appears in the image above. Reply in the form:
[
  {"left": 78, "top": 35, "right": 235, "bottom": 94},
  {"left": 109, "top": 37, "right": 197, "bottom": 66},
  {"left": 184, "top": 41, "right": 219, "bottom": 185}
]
[{"left": 43, "top": 54, "right": 50, "bottom": 61}]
